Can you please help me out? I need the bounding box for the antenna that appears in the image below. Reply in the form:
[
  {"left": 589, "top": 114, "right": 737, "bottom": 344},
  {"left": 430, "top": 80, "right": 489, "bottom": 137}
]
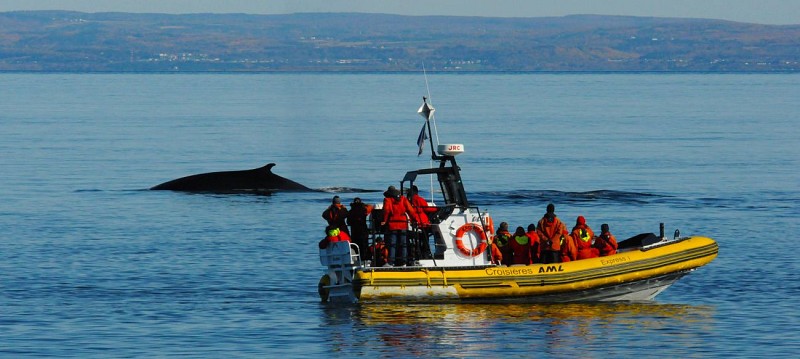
[
  {"left": 421, "top": 62, "right": 437, "bottom": 203},
  {"left": 421, "top": 62, "right": 441, "bottom": 148}
]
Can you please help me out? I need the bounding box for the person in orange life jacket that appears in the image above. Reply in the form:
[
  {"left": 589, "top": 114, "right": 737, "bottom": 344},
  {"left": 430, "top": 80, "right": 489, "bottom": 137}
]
[
  {"left": 318, "top": 225, "right": 351, "bottom": 249},
  {"left": 367, "top": 236, "right": 389, "bottom": 267},
  {"left": 492, "top": 222, "right": 513, "bottom": 266},
  {"left": 525, "top": 223, "right": 541, "bottom": 264},
  {"left": 381, "top": 186, "right": 418, "bottom": 266},
  {"left": 572, "top": 216, "right": 599, "bottom": 260},
  {"left": 409, "top": 185, "right": 437, "bottom": 260},
  {"left": 347, "top": 197, "right": 371, "bottom": 260},
  {"left": 510, "top": 226, "right": 534, "bottom": 265},
  {"left": 594, "top": 223, "right": 618, "bottom": 257},
  {"left": 537, "top": 203, "right": 569, "bottom": 264},
  {"left": 322, "top": 196, "right": 349, "bottom": 235}
]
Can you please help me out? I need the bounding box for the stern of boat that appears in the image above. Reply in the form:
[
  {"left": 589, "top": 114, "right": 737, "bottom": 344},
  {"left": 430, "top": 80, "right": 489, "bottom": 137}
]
[{"left": 318, "top": 241, "right": 362, "bottom": 304}]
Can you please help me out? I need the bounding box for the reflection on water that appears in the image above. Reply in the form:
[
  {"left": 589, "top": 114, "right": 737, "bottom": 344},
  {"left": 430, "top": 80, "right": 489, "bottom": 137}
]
[{"left": 322, "top": 302, "right": 715, "bottom": 357}]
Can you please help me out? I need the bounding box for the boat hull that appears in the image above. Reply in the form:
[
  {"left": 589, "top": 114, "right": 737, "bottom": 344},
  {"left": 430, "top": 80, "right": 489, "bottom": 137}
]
[{"left": 352, "top": 236, "right": 718, "bottom": 303}]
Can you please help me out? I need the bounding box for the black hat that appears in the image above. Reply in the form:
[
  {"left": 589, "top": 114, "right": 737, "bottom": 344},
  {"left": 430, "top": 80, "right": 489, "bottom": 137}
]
[
  {"left": 527, "top": 223, "right": 536, "bottom": 232},
  {"left": 546, "top": 203, "right": 555, "bottom": 213},
  {"left": 514, "top": 226, "right": 526, "bottom": 236},
  {"left": 601, "top": 223, "right": 610, "bottom": 233}
]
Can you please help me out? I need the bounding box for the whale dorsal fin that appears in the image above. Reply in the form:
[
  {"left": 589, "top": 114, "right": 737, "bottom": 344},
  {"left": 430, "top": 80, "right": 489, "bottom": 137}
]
[{"left": 259, "top": 163, "right": 276, "bottom": 172}]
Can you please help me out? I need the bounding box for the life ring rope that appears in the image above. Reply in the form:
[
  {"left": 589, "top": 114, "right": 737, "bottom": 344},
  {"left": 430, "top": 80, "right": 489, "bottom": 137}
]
[{"left": 455, "top": 223, "right": 488, "bottom": 257}]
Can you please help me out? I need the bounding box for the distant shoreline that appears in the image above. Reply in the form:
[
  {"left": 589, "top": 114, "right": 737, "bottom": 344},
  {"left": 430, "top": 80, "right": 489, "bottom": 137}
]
[
  {"left": 2, "top": 11, "right": 798, "bottom": 73},
  {"left": 2, "top": 70, "right": 798, "bottom": 75}
]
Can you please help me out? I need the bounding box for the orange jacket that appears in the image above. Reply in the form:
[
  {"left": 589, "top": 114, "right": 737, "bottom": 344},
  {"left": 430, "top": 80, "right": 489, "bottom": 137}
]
[
  {"left": 537, "top": 216, "right": 568, "bottom": 251},
  {"left": 322, "top": 204, "right": 349, "bottom": 233},
  {"left": 368, "top": 242, "right": 389, "bottom": 266},
  {"left": 572, "top": 224, "right": 596, "bottom": 260},
  {"left": 490, "top": 243, "right": 504, "bottom": 264},
  {"left": 594, "top": 233, "right": 618, "bottom": 256}
]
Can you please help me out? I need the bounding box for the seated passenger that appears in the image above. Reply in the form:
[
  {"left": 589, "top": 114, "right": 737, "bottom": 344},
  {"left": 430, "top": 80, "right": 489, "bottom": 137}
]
[
  {"left": 594, "top": 223, "right": 618, "bottom": 256},
  {"left": 493, "top": 222, "right": 513, "bottom": 266},
  {"left": 510, "top": 226, "right": 534, "bottom": 265},
  {"left": 525, "top": 224, "right": 541, "bottom": 263},
  {"left": 318, "top": 225, "right": 351, "bottom": 249},
  {"left": 367, "top": 236, "right": 389, "bottom": 267},
  {"left": 572, "top": 216, "right": 599, "bottom": 260}
]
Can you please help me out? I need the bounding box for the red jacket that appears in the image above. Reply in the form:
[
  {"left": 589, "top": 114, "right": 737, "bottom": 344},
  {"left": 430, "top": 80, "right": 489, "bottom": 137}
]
[
  {"left": 510, "top": 234, "right": 533, "bottom": 265},
  {"left": 525, "top": 230, "right": 541, "bottom": 263},
  {"left": 318, "top": 230, "right": 351, "bottom": 249},
  {"left": 382, "top": 196, "right": 417, "bottom": 231},
  {"left": 410, "top": 194, "right": 437, "bottom": 227}
]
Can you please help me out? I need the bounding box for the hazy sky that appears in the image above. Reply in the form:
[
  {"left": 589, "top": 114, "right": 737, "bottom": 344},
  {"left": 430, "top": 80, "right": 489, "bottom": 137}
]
[{"left": 2, "top": 0, "right": 799, "bottom": 25}]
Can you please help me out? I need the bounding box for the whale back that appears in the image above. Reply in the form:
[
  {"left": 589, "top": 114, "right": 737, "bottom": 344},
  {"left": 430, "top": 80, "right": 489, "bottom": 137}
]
[{"left": 151, "top": 163, "right": 311, "bottom": 193}]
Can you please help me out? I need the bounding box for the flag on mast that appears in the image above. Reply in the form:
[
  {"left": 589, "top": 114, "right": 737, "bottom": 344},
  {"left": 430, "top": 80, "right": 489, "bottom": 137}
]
[
  {"left": 416, "top": 123, "right": 428, "bottom": 156},
  {"left": 416, "top": 97, "right": 434, "bottom": 156},
  {"left": 417, "top": 96, "right": 435, "bottom": 120}
]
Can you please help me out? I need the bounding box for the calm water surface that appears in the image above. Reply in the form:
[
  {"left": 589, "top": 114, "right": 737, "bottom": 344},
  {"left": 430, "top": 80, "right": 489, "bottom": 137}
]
[{"left": 0, "top": 73, "right": 798, "bottom": 357}]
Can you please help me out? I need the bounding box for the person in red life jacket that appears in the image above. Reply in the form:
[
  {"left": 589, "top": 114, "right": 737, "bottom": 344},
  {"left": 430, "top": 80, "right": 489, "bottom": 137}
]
[
  {"left": 318, "top": 225, "right": 351, "bottom": 249},
  {"left": 322, "top": 195, "right": 349, "bottom": 235},
  {"left": 367, "top": 236, "right": 389, "bottom": 267},
  {"left": 492, "top": 222, "right": 513, "bottom": 266},
  {"left": 594, "top": 223, "right": 618, "bottom": 256},
  {"left": 572, "top": 216, "right": 599, "bottom": 260},
  {"left": 537, "top": 203, "right": 569, "bottom": 264},
  {"left": 346, "top": 197, "right": 371, "bottom": 260},
  {"left": 525, "top": 223, "right": 541, "bottom": 263},
  {"left": 409, "top": 185, "right": 438, "bottom": 260},
  {"left": 509, "top": 226, "right": 534, "bottom": 265},
  {"left": 381, "top": 186, "right": 418, "bottom": 266}
]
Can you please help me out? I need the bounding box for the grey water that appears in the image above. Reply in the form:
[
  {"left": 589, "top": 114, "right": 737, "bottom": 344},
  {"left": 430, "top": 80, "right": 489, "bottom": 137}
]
[{"left": 0, "top": 73, "right": 798, "bottom": 358}]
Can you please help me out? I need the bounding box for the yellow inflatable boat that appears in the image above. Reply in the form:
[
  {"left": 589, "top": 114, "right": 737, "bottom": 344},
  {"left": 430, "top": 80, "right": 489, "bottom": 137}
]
[{"left": 318, "top": 98, "right": 718, "bottom": 304}]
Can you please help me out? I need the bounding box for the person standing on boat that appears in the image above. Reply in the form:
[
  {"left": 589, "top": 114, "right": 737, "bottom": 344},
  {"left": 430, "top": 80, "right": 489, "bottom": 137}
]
[
  {"left": 347, "top": 197, "right": 371, "bottom": 261},
  {"left": 322, "top": 195, "right": 349, "bottom": 235},
  {"left": 572, "top": 216, "right": 599, "bottom": 260},
  {"left": 493, "top": 222, "right": 513, "bottom": 266},
  {"left": 525, "top": 223, "right": 541, "bottom": 263},
  {"left": 381, "top": 186, "right": 418, "bottom": 266},
  {"left": 409, "top": 185, "right": 437, "bottom": 260},
  {"left": 594, "top": 223, "right": 618, "bottom": 256},
  {"left": 510, "top": 226, "right": 534, "bottom": 265},
  {"left": 537, "top": 203, "right": 569, "bottom": 264}
]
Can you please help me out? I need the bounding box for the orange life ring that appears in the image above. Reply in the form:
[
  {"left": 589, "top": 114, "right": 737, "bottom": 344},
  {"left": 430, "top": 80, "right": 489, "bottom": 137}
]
[{"left": 455, "top": 223, "right": 488, "bottom": 257}]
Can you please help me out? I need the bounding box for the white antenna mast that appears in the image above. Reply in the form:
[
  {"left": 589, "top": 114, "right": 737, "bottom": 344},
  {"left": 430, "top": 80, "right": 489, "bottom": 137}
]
[
  {"left": 421, "top": 62, "right": 437, "bottom": 203},
  {"left": 421, "top": 62, "right": 441, "bottom": 146}
]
